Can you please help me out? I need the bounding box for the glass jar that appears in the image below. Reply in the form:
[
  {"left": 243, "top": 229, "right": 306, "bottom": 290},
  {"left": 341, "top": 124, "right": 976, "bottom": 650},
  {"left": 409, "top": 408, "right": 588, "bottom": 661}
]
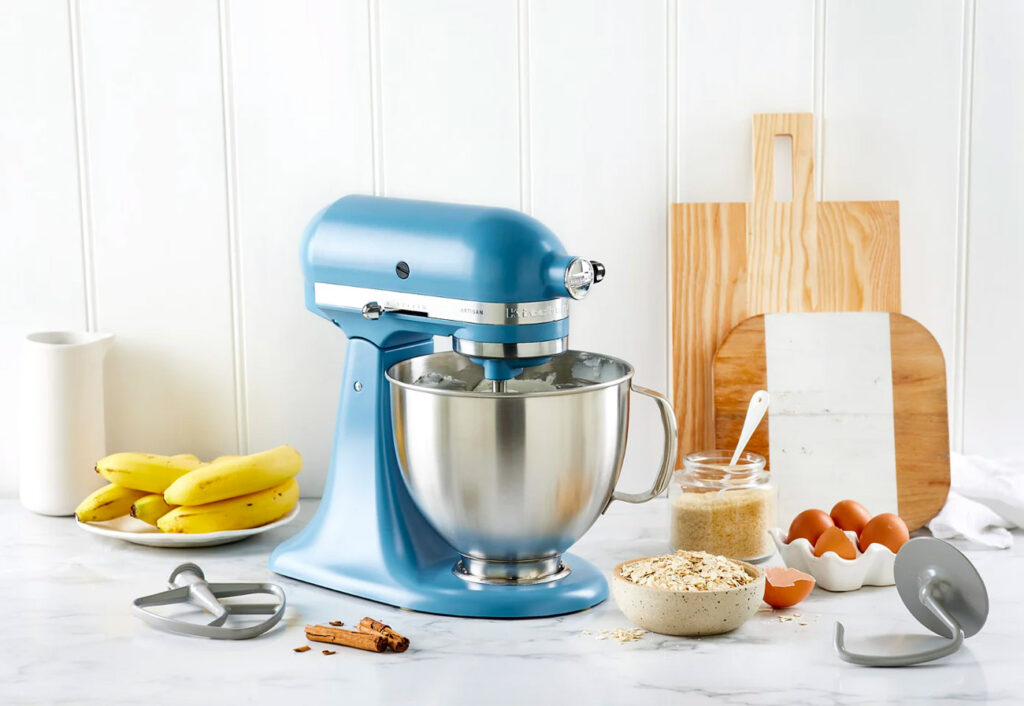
[{"left": 669, "top": 450, "right": 775, "bottom": 562}]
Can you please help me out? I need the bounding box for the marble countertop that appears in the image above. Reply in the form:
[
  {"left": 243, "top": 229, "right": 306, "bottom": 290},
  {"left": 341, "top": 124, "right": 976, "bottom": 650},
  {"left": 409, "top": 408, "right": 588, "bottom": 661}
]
[{"left": 2, "top": 498, "right": 1021, "bottom": 705}]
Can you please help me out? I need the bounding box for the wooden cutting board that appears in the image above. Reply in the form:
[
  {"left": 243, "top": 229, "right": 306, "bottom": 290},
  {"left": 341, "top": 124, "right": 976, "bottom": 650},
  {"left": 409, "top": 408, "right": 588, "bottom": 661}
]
[
  {"left": 670, "top": 113, "right": 900, "bottom": 460},
  {"left": 713, "top": 312, "right": 950, "bottom": 531}
]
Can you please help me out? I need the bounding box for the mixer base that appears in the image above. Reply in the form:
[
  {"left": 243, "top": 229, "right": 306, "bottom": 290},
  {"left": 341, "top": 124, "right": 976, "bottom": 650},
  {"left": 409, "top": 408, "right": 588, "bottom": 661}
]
[{"left": 271, "top": 547, "right": 607, "bottom": 618}]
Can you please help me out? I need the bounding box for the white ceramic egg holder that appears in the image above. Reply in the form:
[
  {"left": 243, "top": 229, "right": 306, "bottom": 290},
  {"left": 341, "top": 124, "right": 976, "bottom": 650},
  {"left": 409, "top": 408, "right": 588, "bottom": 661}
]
[{"left": 769, "top": 528, "right": 895, "bottom": 591}]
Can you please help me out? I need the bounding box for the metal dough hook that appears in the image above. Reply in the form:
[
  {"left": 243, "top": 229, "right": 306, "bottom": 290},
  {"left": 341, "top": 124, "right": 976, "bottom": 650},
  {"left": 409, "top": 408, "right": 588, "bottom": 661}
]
[
  {"left": 132, "top": 562, "right": 286, "bottom": 640},
  {"left": 834, "top": 537, "right": 988, "bottom": 667}
]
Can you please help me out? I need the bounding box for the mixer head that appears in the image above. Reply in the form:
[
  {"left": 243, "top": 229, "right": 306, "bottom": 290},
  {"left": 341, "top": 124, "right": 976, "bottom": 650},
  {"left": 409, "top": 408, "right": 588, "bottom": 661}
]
[{"left": 302, "top": 195, "right": 604, "bottom": 379}]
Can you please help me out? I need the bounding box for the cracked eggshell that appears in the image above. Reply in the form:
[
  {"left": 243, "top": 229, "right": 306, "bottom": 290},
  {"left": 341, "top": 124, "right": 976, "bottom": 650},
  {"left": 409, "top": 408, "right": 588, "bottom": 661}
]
[{"left": 769, "top": 528, "right": 895, "bottom": 591}]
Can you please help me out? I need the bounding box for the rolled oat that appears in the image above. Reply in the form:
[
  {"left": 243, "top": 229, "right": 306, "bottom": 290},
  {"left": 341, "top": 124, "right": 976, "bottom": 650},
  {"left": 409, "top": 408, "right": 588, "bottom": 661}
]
[
  {"left": 585, "top": 627, "right": 647, "bottom": 643},
  {"left": 619, "top": 550, "right": 755, "bottom": 592}
]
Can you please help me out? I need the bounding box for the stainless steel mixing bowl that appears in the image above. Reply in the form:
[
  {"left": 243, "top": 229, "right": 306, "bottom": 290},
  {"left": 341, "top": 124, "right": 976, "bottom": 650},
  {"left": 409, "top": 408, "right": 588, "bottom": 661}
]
[{"left": 386, "top": 350, "right": 677, "bottom": 584}]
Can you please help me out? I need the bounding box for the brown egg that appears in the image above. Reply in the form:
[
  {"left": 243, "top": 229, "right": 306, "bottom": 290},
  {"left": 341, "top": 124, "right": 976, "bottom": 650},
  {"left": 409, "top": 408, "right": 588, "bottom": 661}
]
[
  {"left": 859, "top": 513, "right": 910, "bottom": 553},
  {"left": 812, "top": 526, "right": 857, "bottom": 559},
  {"left": 830, "top": 500, "right": 872, "bottom": 535},
  {"left": 763, "top": 567, "right": 815, "bottom": 608},
  {"left": 787, "top": 508, "right": 834, "bottom": 545}
]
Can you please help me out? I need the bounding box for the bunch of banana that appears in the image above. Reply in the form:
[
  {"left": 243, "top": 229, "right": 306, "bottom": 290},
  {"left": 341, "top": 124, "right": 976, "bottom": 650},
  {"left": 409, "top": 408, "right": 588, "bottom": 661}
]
[{"left": 75, "top": 445, "right": 301, "bottom": 534}]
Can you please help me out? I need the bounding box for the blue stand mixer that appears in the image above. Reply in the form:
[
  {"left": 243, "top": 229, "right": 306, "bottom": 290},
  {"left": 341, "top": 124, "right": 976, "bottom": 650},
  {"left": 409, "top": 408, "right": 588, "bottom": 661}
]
[{"left": 270, "top": 195, "right": 677, "bottom": 618}]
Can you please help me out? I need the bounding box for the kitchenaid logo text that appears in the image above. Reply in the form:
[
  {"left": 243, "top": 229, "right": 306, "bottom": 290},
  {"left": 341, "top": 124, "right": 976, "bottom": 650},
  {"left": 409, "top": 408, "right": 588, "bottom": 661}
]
[{"left": 505, "top": 304, "right": 559, "bottom": 320}]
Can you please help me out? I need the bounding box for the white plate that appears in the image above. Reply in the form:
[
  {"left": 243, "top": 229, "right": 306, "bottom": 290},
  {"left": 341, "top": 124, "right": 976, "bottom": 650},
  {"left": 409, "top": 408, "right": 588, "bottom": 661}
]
[{"left": 75, "top": 503, "right": 300, "bottom": 547}]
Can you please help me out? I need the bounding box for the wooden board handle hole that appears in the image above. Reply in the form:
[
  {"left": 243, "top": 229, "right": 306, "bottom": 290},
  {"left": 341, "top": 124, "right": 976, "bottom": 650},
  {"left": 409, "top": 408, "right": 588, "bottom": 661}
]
[{"left": 774, "top": 134, "right": 793, "bottom": 202}]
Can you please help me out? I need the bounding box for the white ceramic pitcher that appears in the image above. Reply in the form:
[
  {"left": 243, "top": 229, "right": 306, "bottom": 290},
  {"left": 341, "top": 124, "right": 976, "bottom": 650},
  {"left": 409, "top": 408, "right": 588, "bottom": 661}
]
[{"left": 20, "top": 331, "right": 114, "bottom": 516}]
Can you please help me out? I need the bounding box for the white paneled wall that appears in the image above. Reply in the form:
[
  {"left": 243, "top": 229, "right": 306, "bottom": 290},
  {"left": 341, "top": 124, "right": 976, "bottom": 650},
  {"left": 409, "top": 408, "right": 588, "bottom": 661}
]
[
  {"left": 227, "top": 0, "right": 373, "bottom": 485},
  {"left": 964, "top": 0, "right": 1024, "bottom": 455},
  {"left": 823, "top": 0, "right": 966, "bottom": 436},
  {"left": 676, "top": 0, "right": 814, "bottom": 202},
  {"left": 1, "top": 0, "right": 86, "bottom": 411},
  {"left": 379, "top": 0, "right": 521, "bottom": 207},
  {"left": 1, "top": 0, "right": 1020, "bottom": 497},
  {"left": 529, "top": 0, "right": 669, "bottom": 491},
  {"left": 79, "top": 0, "right": 239, "bottom": 459}
]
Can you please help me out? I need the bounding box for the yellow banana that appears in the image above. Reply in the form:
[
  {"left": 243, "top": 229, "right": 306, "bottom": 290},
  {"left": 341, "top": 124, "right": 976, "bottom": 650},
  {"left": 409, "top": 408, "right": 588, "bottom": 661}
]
[
  {"left": 164, "top": 445, "right": 301, "bottom": 506},
  {"left": 76, "top": 484, "right": 148, "bottom": 523},
  {"left": 130, "top": 494, "right": 176, "bottom": 526},
  {"left": 211, "top": 455, "right": 241, "bottom": 463},
  {"left": 157, "top": 478, "right": 299, "bottom": 534},
  {"left": 96, "top": 452, "right": 203, "bottom": 493}
]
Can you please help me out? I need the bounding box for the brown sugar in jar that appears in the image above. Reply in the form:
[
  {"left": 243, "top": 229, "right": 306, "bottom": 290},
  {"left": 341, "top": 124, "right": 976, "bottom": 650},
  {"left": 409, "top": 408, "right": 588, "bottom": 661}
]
[{"left": 669, "top": 451, "right": 775, "bottom": 562}]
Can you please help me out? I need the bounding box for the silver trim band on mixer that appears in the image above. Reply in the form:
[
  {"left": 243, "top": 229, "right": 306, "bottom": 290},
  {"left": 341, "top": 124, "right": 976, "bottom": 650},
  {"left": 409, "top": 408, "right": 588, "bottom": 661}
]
[
  {"left": 453, "top": 556, "right": 571, "bottom": 585},
  {"left": 314, "top": 283, "right": 569, "bottom": 326},
  {"left": 452, "top": 337, "right": 567, "bottom": 359}
]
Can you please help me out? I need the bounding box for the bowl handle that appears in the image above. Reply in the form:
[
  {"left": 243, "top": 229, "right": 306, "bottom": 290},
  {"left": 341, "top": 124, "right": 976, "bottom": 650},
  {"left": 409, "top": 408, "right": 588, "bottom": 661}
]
[{"left": 605, "top": 384, "right": 678, "bottom": 510}]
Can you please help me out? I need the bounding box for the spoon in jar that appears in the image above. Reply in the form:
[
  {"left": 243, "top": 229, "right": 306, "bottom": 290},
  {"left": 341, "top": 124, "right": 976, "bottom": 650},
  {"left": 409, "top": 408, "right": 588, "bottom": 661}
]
[{"left": 729, "top": 390, "right": 770, "bottom": 467}]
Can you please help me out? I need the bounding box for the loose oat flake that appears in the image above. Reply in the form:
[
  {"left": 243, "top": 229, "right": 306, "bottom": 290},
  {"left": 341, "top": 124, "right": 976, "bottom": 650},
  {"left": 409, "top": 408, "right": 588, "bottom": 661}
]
[
  {"left": 619, "top": 550, "right": 755, "bottom": 592},
  {"left": 585, "top": 628, "right": 647, "bottom": 643}
]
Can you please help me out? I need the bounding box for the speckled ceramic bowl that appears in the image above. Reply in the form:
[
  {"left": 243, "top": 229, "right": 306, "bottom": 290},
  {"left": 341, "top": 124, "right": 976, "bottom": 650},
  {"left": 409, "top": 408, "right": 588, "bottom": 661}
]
[{"left": 610, "top": 557, "right": 764, "bottom": 636}]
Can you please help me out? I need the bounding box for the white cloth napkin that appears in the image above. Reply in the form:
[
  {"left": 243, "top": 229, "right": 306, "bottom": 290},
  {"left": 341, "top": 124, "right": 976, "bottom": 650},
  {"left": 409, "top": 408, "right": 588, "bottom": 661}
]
[{"left": 928, "top": 453, "right": 1024, "bottom": 549}]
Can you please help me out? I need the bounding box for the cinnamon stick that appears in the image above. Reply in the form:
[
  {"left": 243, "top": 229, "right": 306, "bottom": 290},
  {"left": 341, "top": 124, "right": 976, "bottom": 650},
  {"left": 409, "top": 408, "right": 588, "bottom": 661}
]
[
  {"left": 357, "top": 617, "right": 410, "bottom": 653},
  {"left": 305, "top": 624, "right": 387, "bottom": 653}
]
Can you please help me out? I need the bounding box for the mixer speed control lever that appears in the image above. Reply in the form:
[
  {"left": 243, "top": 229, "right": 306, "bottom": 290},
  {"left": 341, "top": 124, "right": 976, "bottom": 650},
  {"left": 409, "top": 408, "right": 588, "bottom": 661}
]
[
  {"left": 362, "top": 301, "right": 425, "bottom": 320},
  {"left": 362, "top": 301, "right": 386, "bottom": 320}
]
